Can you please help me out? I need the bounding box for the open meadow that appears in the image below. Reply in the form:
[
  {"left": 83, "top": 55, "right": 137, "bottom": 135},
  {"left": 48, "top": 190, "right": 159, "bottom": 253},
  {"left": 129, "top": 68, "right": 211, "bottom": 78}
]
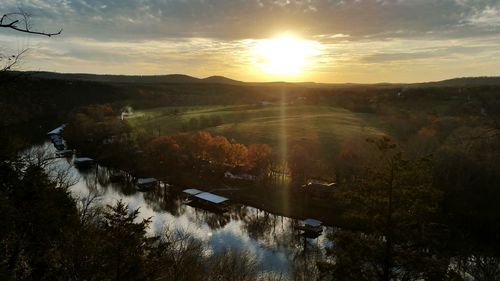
[{"left": 127, "top": 104, "right": 384, "bottom": 155}]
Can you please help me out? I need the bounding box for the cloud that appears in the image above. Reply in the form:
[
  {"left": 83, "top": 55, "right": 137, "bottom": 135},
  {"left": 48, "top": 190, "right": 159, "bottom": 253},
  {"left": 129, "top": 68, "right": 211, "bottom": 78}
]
[
  {"left": 1, "top": 0, "right": 500, "bottom": 82},
  {"left": 359, "top": 45, "right": 494, "bottom": 63},
  {"left": 1, "top": 0, "right": 499, "bottom": 41},
  {"left": 467, "top": 5, "right": 500, "bottom": 26}
]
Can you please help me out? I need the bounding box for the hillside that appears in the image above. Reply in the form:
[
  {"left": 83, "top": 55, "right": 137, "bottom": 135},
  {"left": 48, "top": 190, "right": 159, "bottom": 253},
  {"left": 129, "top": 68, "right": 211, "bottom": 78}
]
[
  {"left": 127, "top": 104, "right": 383, "bottom": 158},
  {"left": 7, "top": 71, "right": 500, "bottom": 88},
  {"left": 202, "top": 75, "right": 243, "bottom": 85},
  {"left": 22, "top": 71, "right": 242, "bottom": 84},
  {"left": 416, "top": 77, "right": 500, "bottom": 87}
]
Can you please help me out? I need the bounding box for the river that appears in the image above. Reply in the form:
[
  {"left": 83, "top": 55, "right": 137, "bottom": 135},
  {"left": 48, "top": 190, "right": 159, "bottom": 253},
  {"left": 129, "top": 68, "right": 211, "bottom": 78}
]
[{"left": 32, "top": 138, "right": 333, "bottom": 277}]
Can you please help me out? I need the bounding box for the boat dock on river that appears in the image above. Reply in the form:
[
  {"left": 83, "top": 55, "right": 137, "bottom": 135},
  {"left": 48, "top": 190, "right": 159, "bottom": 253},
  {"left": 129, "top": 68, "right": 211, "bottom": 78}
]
[
  {"left": 136, "top": 177, "right": 159, "bottom": 191},
  {"left": 74, "top": 157, "right": 95, "bottom": 168},
  {"left": 47, "top": 124, "right": 66, "bottom": 136},
  {"left": 295, "top": 218, "right": 324, "bottom": 238},
  {"left": 183, "top": 188, "right": 229, "bottom": 212},
  {"left": 47, "top": 124, "right": 73, "bottom": 153},
  {"left": 183, "top": 188, "right": 204, "bottom": 197}
]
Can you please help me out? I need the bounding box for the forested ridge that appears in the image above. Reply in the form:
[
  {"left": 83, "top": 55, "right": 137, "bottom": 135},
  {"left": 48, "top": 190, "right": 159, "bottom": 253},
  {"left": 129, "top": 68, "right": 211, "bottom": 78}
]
[{"left": 1, "top": 72, "right": 499, "bottom": 279}]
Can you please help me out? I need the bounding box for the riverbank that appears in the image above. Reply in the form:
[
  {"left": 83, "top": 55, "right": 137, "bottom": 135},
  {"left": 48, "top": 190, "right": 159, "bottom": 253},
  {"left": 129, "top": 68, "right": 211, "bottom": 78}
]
[
  {"left": 52, "top": 135, "right": 344, "bottom": 228},
  {"left": 78, "top": 152, "right": 346, "bottom": 227}
]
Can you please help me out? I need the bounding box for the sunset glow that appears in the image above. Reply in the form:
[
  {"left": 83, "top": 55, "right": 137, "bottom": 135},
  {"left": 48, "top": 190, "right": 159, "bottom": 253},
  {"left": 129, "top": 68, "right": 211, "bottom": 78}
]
[
  {"left": 253, "top": 35, "right": 320, "bottom": 77},
  {"left": 1, "top": 1, "right": 500, "bottom": 82}
]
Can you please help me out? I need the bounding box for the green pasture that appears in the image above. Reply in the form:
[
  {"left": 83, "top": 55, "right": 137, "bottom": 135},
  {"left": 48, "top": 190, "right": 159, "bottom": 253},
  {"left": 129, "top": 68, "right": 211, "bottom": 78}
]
[{"left": 127, "top": 104, "right": 384, "bottom": 153}]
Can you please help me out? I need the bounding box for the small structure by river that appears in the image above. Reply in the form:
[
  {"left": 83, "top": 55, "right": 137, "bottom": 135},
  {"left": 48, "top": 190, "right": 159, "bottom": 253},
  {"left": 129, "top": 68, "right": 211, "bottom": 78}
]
[
  {"left": 74, "top": 157, "right": 95, "bottom": 168},
  {"left": 183, "top": 188, "right": 230, "bottom": 212},
  {"left": 47, "top": 124, "right": 66, "bottom": 136},
  {"left": 47, "top": 124, "right": 72, "bottom": 152},
  {"left": 296, "top": 218, "right": 323, "bottom": 238},
  {"left": 136, "top": 177, "right": 158, "bottom": 191}
]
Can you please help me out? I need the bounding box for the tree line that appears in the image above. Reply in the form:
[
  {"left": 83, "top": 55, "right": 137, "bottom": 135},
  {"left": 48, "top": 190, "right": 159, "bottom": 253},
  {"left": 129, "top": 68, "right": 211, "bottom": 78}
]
[{"left": 0, "top": 146, "right": 287, "bottom": 280}]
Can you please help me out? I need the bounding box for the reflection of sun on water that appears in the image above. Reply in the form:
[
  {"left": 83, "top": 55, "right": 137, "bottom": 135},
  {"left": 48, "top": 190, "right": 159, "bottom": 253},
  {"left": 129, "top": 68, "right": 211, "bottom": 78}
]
[{"left": 253, "top": 34, "right": 320, "bottom": 77}]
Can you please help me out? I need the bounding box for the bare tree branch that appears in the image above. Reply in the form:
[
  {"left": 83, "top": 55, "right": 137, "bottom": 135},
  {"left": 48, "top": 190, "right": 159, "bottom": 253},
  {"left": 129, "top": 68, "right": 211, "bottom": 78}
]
[
  {"left": 1, "top": 49, "right": 28, "bottom": 72},
  {"left": 0, "top": 11, "right": 62, "bottom": 37},
  {"left": 78, "top": 192, "right": 103, "bottom": 225},
  {"left": 0, "top": 10, "right": 61, "bottom": 83},
  {"left": 20, "top": 143, "right": 80, "bottom": 189}
]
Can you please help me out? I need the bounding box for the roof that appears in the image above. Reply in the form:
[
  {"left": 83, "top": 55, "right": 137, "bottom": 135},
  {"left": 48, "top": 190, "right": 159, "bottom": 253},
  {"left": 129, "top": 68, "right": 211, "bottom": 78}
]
[
  {"left": 194, "top": 192, "right": 229, "bottom": 204},
  {"left": 308, "top": 179, "right": 335, "bottom": 186},
  {"left": 303, "top": 218, "right": 322, "bottom": 227},
  {"left": 74, "top": 157, "right": 94, "bottom": 163},
  {"left": 306, "top": 179, "right": 336, "bottom": 189},
  {"left": 47, "top": 124, "right": 66, "bottom": 135},
  {"left": 183, "top": 188, "right": 204, "bottom": 196},
  {"left": 137, "top": 178, "right": 157, "bottom": 185}
]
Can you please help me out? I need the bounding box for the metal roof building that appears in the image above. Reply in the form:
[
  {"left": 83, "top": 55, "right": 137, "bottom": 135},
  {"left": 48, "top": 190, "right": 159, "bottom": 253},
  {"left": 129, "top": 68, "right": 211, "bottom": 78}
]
[
  {"left": 47, "top": 124, "right": 66, "bottom": 135},
  {"left": 137, "top": 178, "right": 157, "bottom": 185},
  {"left": 194, "top": 192, "right": 229, "bottom": 204},
  {"left": 303, "top": 218, "right": 322, "bottom": 227},
  {"left": 183, "top": 188, "right": 204, "bottom": 196},
  {"left": 74, "top": 157, "right": 94, "bottom": 163}
]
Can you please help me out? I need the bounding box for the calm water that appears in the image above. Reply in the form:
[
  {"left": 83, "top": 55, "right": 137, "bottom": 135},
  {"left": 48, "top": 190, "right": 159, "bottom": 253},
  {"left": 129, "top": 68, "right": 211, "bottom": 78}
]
[{"left": 34, "top": 140, "right": 332, "bottom": 276}]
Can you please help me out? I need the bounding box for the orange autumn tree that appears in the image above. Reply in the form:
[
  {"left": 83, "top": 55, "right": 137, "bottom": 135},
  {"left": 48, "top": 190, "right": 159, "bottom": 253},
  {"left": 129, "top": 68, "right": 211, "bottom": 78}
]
[
  {"left": 142, "top": 131, "right": 274, "bottom": 177},
  {"left": 229, "top": 143, "right": 248, "bottom": 167},
  {"left": 145, "top": 135, "right": 180, "bottom": 170},
  {"left": 247, "top": 144, "right": 273, "bottom": 175},
  {"left": 187, "top": 131, "right": 212, "bottom": 160},
  {"left": 207, "top": 135, "right": 232, "bottom": 165}
]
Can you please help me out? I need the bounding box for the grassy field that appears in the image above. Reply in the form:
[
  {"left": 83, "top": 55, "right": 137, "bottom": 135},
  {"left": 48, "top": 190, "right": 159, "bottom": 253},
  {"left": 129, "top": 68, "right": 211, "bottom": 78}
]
[{"left": 127, "top": 104, "right": 384, "bottom": 154}]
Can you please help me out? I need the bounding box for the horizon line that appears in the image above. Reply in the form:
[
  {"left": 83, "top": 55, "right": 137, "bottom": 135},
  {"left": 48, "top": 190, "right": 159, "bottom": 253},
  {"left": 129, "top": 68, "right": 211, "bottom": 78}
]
[{"left": 19, "top": 70, "right": 500, "bottom": 85}]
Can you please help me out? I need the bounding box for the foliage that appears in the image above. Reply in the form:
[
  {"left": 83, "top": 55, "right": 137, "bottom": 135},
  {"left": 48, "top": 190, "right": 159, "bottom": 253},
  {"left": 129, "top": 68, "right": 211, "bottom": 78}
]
[
  {"left": 0, "top": 159, "right": 78, "bottom": 280},
  {"left": 2, "top": 67, "right": 500, "bottom": 280},
  {"left": 0, "top": 147, "right": 277, "bottom": 280},
  {"left": 325, "top": 137, "right": 446, "bottom": 280},
  {"left": 141, "top": 131, "right": 272, "bottom": 177}
]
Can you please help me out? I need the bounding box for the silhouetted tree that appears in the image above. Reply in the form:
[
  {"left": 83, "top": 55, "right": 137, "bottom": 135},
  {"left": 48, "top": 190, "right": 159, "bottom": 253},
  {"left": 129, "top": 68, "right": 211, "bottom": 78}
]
[
  {"left": 1, "top": 11, "right": 61, "bottom": 72},
  {"left": 325, "top": 137, "right": 445, "bottom": 280},
  {"left": 100, "top": 201, "right": 156, "bottom": 281}
]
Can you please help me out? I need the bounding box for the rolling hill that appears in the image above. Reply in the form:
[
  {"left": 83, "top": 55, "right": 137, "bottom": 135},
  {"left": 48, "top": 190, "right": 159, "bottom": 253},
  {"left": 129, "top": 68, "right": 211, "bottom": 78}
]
[{"left": 8, "top": 71, "right": 500, "bottom": 88}]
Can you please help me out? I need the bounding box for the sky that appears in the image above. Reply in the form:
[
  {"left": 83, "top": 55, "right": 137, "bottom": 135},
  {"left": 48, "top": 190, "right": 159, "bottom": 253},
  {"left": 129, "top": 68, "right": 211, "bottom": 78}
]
[{"left": 1, "top": 0, "right": 500, "bottom": 83}]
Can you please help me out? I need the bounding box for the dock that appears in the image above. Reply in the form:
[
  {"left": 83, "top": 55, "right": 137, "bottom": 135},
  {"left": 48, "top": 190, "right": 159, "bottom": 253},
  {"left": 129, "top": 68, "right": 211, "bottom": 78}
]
[
  {"left": 136, "top": 177, "right": 158, "bottom": 191},
  {"left": 47, "top": 124, "right": 66, "bottom": 136},
  {"left": 74, "top": 157, "right": 95, "bottom": 168},
  {"left": 47, "top": 124, "right": 71, "bottom": 151},
  {"left": 295, "top": 218, "right": 323, "bottom": 238},
  {"left": 55, "top": 149, "right": 74, "bottom": 157},
  {"left": 194, "top": 192, "right": 229, "bottom": 205},
  {"left": 183, "top": 189, "right": 229, "bottom": 212},
  {"left": 109, "top": 170, "right": 129, "bottom": 183},
  {"left": 183, "top": 188, "right": 204, "bottom": 196}
]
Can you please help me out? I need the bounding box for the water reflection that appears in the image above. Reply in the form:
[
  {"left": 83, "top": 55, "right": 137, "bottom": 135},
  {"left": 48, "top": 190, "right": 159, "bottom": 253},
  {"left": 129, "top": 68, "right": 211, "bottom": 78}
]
[{"left": 40, "top": 141, "right": 331, "bottom": 276}]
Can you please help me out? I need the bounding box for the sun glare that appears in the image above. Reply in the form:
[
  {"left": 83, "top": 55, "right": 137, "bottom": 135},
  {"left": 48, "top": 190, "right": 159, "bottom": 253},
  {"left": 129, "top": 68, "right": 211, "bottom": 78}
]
[{"left": 253, "top": 34, "right": 320, "bottom": 77}]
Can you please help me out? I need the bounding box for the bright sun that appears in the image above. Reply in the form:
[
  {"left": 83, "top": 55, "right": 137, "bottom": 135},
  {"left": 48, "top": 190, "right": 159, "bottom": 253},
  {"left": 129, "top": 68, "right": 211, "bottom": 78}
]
[{"left": 253, "top": 34, "right": 320, "bottom": 77}]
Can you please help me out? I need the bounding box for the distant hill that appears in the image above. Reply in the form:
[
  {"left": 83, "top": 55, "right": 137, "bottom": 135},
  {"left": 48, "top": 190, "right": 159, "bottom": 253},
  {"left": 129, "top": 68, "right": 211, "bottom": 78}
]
[
  {"left": 310, "top": 77, "right": 500, "bottom": 89},
  {"left": 202, "top": 75, "right": 242, "bottom": 85},
  {"left": 414, "top": 77, "right": 500, "bottom": 87},
  {"left": 23, "top": 71, "right": 243, "bottom": 85},
  {"left": 11, "top": 71, "right": 500, "bottom": 88}
]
